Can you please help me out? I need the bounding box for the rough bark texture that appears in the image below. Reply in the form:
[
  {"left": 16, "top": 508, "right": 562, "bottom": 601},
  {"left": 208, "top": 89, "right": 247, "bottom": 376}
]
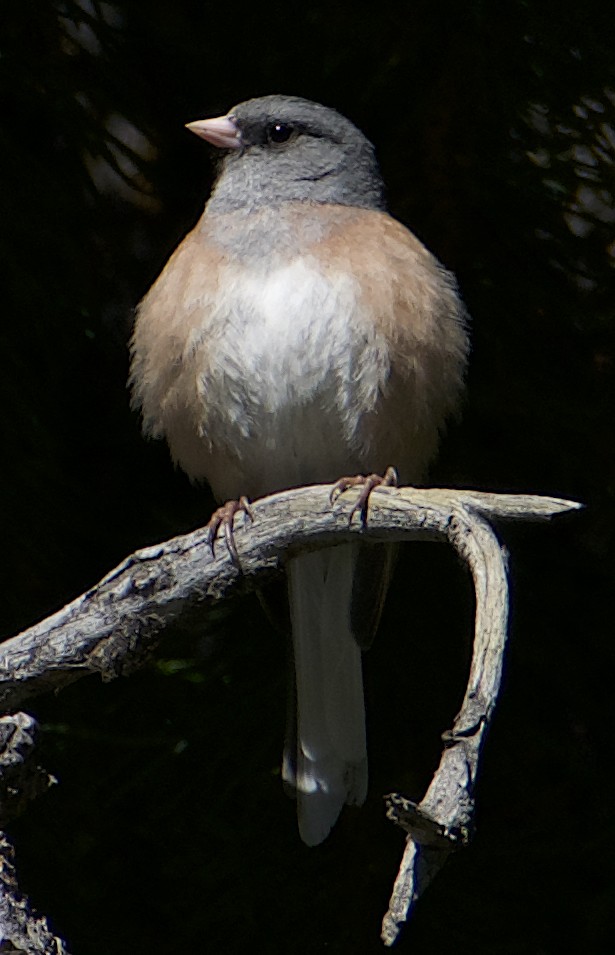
[
  {"left": 0, "top": 714, "right": 67, "bottom": 954},
  {"left": 0, "top": 484, "right": 580, "bottom": 950}
]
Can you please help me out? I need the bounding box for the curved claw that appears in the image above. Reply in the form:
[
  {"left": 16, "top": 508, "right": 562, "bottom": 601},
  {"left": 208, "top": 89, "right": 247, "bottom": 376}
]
[
  {"left": 331, "top": 466, "right": 398, "bottom": 526},
  {"left": 206, "top": 496, "right": 254, "bottom": 564}
]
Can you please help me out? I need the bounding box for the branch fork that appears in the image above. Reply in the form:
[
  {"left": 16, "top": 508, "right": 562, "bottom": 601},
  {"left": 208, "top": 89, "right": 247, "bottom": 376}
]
[{"left": 0, "top": 485, "right": 581, "bottom": 950}]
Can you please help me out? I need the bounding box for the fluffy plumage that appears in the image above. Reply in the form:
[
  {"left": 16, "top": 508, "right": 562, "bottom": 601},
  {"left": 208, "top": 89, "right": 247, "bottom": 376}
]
[{"left": 130, "top": 95, "right": 469, "bottom": 844}]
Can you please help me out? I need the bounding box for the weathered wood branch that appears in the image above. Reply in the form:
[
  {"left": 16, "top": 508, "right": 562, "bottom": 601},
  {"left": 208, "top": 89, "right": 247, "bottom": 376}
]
[
  {"left": 0, "top": 714, "right": 68, "bottom": 954},
  {"left": 381, "top": 499, "right": 511, "bottom": 944},
  {"left": 0, "top": 484, "right": 580, "bottom": 949},
  {"left": 0, "top": 485, "right": 577, "bottom": 710}
]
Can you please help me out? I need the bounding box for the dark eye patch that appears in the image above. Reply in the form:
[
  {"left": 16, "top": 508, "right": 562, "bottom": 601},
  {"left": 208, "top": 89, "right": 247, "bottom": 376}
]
[{"left": 267, "top": 122, "right": 295, "bottom": 144}]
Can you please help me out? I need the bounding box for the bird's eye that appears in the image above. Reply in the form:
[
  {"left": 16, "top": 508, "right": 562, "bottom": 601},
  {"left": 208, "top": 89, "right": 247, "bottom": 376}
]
[{"left": 268, "top": 122, "right": 294, "bottom": 144}]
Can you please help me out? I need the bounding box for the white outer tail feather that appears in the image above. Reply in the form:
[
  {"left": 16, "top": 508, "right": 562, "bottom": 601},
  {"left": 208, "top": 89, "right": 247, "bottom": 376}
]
[{"left": 285, "top": 543, "right": 368, "bottom": 845}]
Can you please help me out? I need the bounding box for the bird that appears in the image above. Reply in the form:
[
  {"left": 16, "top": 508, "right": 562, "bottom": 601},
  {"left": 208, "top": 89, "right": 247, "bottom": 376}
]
[{"left": 129, "top": 94, "right": 469, "bottom": 846}]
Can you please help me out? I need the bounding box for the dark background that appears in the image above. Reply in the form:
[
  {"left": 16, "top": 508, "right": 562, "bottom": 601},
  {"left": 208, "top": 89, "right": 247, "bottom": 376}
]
[{"left": 1, "top": 1, "right": 613, "bottom": 952}]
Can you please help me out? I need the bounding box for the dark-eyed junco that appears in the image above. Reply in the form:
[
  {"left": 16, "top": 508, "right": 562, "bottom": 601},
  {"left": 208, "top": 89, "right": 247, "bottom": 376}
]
[{"left": 130, "top": 95, "right": 469, "bottom": 845}]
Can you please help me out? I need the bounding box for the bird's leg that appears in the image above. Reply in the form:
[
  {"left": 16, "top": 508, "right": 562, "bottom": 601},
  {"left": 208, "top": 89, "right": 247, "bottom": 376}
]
[
  {"left": 206, "top": 496, "right": 254, "bottom": 564},
  {"left": 330, "top": 466, "right": 398, "bottom": 526}
]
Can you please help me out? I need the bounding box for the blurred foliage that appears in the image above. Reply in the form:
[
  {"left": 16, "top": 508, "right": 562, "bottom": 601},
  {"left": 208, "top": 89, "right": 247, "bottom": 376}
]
[{"left": 1, "top": 1, "right": 613, "bottom": 952}]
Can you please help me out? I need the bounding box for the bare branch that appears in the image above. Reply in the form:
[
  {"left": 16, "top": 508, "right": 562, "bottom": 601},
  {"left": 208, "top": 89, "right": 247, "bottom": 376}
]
[
  {"left": 381, "top": 501, "right": 512, "bottom": 944},
  {"left": 0, "top": 714, "right": 68, "bottom": 954},
  {"left": 0, "top": 484, "right": 581, "bottom": 948},
  {"left": 0, "top": 713, "right": 55, "bottom": 827},
  {"left": 0, "top": 484, "right": 579, "bottom": 714}
]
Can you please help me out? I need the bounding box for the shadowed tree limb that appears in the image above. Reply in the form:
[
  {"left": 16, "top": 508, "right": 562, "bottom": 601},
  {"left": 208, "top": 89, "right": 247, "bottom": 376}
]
[
  {"left": 0, "top": 484, "right": 581, "bottom": 948},
  {"left": 0, "top": 713, "right": 66, "bottom": 954}
]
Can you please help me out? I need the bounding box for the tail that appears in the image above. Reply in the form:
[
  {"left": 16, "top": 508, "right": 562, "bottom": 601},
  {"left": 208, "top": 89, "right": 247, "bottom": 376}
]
[{"left": 283, "top": 543, "right": 368, "bottom": 846}]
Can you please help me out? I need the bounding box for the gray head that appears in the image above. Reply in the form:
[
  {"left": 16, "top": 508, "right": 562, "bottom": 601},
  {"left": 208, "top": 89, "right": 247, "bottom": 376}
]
[{"left": 186, "top": 95, "right": 386, "bottom": 215}]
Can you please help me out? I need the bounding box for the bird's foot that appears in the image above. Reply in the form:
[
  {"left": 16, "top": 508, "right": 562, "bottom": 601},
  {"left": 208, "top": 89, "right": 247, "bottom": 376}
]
[
  {"left": 206, "top": 496, "right": 254, "bottom": 564},
  {"left": 330, "top": 466, "right": 398, "bottom": 526}
]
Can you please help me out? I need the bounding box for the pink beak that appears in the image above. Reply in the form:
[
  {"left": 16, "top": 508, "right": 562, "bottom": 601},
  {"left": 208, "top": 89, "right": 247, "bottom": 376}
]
[{"left": 185, "top": 114, "right": 241, "bottom": 150}]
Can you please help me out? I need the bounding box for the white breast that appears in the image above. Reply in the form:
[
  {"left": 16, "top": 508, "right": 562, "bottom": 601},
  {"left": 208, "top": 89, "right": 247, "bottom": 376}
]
[{"left": 191, "top": 255, "right": 391, "bottom": 499}]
